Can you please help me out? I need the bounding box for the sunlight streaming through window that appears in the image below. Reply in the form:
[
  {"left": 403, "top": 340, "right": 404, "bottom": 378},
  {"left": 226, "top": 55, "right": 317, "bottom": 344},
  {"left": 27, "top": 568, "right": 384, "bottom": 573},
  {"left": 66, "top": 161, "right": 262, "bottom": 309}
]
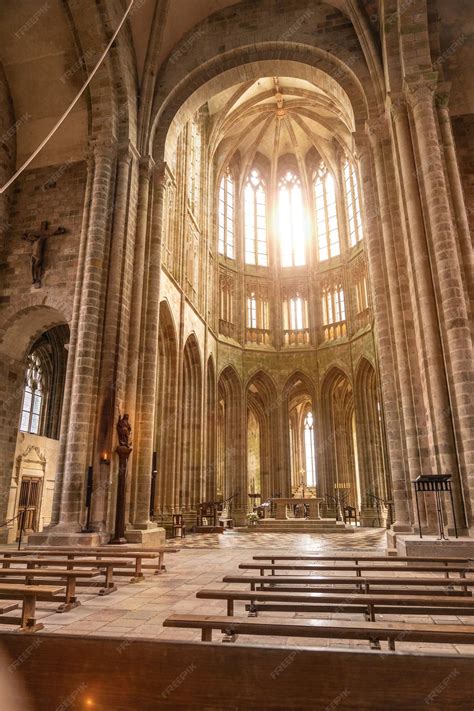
[{"left": 279, "top": 171, "right": 306, "bottom": 267}]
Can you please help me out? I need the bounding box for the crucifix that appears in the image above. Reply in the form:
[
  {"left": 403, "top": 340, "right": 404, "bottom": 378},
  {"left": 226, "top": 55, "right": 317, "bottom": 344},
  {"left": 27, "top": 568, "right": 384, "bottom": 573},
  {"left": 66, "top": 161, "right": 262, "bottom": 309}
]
[{"left": 22, "top": 220, "right": 67, "bottom": 288}]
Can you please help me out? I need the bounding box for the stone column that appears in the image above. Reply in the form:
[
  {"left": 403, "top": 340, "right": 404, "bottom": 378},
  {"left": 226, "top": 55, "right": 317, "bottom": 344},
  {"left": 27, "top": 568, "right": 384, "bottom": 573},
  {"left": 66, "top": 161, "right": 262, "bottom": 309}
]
[
  {"left": 355, "top": 132, "right": 412, "bottom": 529},
  {"left": 56, "top": 141, "right": 117, "bottom": 531},
  {"left": 50, "top": 153, "right": 94, "bottom": 526},
  {"left": 366, "top": 118, "right": 422, "bottom": 490},
  {"left": 131, "top": 163, "right": 166, "bottom": 528},
  {"left": 92, "top": 142, "right": 139, "bottom": 530},
  {"left": 435, "top": 88, "right": 474, "bottom": 315},
  {"left": 406, "top": 81, "right": 473, "bottom": 528}
]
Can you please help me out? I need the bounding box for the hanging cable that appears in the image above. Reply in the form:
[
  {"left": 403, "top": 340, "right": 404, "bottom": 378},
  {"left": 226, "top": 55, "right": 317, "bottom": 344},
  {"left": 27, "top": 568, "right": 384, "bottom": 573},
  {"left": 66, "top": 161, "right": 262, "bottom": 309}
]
[{"left": 0, "top": 0, "right": 135, "bottom": 195}]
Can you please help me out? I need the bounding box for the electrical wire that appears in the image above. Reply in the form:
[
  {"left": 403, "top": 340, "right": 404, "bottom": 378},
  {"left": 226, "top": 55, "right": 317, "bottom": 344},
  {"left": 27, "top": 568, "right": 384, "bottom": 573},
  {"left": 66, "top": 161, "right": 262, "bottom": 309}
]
[{"left": 0, "top": 0, "right": 135, "bottom": 195}]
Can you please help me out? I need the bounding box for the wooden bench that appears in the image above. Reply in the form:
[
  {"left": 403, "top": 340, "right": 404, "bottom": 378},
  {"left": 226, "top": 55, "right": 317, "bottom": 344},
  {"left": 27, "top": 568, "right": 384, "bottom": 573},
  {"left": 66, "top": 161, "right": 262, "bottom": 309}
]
[
  {"left": 223, "top": 574, "right": 474, "bottom": 595},
  {"left": 163, "top": 613, "right": 474, "bottom": 650},
  {"left": 0, "top": 584, "right": 65, "bottom": 632},
  {"left": 0, "top": 568, "right": 100, "bottom": 611},
  {"left": 196, "top": 588, "right": 474, "bottom": 619},
  {"left": 240, "top": 562, "right": 474, "bottom": 579},
  {"left": 2, "top": 632, "right": 473, "bottom": 709},
  {"left": 253, "top": 554, "right": 473, "bottom": 565},
  {"left": 0, "top": 554, "right": 144, "bottom": 595},
  {"left": 12, "top": 545, "right": 180, "bottom": 576}
]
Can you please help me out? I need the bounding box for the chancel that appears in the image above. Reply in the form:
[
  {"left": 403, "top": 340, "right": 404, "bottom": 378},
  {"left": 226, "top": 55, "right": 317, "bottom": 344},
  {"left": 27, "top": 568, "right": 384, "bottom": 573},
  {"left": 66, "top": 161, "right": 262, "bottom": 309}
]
[{"left": 0, "top": 1, "right": 473, "bottom": 709}]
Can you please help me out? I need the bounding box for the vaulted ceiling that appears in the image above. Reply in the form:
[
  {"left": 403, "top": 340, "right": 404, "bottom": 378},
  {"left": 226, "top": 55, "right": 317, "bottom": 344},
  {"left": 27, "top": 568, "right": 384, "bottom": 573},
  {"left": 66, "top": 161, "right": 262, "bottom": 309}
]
[{"left": 0, "top": 0, "right": 472, "bottom": 172}]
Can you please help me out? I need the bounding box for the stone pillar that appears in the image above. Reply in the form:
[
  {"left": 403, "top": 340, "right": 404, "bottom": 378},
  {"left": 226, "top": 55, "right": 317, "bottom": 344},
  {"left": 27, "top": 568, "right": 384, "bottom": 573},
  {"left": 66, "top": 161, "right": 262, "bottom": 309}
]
[
  {"left": 50, "top": 153, "right": 94, "bottom": 526},
  {"left": 355, "top": 133, "right": 412, "bottom": 530},
  {"left": 131, "top": 163, "right": 166, "bottom": 528},
  {"left": 56, "top": 141, "right": 117, "bottom": 531},
  {"left": 435, "top": 88, "right": 474, "bottom": 316},
  {"left": 366, "top": 118, "right": 422, "bottom": 491},
  {"left": 406, "top": 81, "right": 473, "bottom": 529},
  {"left": 92, "top": 142, "right": 139, "bottom": 530}
]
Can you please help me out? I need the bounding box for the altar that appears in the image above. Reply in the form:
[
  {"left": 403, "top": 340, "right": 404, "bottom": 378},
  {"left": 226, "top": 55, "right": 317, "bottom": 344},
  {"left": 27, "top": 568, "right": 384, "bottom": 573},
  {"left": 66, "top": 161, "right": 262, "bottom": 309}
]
[{"left": 270, "top": 497, "right": 323, "bottom": 521}]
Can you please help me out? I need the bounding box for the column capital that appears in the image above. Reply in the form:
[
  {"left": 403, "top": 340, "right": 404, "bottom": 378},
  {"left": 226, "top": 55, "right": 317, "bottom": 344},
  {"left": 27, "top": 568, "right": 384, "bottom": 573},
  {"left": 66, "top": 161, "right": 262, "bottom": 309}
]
[
  {"left": 435, "top": 82, "right": 452, "bottom": 110},
  {"left": 117, "top": 140, "right": 140, "bottom": 164},
  {"left": 404, "top": 79, "right": 437, "bottom": 111},
  {"left": 388, "top": 94, "right": 408, "bottom": 123},
  {"left": 139, "top": 155, "right": 155, "bottom": 179},
  {"left": 88, "top": 138, "right": 118, "bottom": 162},
  {"left": 365, "top": 115, "right": 388, "bottom": 143},
  {"left": 152, "top": 160, "right": 169, "bottom": 188}
]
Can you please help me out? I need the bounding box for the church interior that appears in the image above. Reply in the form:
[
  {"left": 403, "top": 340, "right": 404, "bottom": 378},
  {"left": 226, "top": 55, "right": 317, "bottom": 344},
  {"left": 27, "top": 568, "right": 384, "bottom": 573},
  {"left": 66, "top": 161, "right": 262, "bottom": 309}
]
[{"left": 0, "top": 0, "right": 473, "bottom": 708}]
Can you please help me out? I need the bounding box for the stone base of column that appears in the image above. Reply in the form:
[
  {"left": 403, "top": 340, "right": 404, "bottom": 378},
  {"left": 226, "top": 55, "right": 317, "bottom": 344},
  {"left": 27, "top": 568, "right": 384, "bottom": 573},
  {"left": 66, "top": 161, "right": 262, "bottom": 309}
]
[
  {"left": 26, "top": 530, "right": 108, "bottom": 547},
  {"left": 124, "top": 526, "right": 166, "bottom": 546},
  {"left": 394, "top": 533, "right": 474, "bottom": 559}
]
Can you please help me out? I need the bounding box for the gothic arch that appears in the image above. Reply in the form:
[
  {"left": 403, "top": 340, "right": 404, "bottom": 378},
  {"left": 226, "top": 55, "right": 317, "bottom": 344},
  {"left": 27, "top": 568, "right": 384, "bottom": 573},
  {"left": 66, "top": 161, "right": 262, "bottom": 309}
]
[
  {"left": 179, "top": 334, "right": 203, "bottom": 510},
  {"left": 319, "top": 366, "right": 358, "bottom": 505},
  {"left": 205, "top": 355, "right": 217, "bottom": 502},
  {"left": 246, "top": 370, "right": 279, "bottom": 499},
  {"left": 217, "top": 365, "right": 245, "bottom": 512},
  {"left": 155, "top": 301, "right": 179, "bottom": 514},
  {"left": 354, "top": 356, "right": 388, "bottom": 509}
]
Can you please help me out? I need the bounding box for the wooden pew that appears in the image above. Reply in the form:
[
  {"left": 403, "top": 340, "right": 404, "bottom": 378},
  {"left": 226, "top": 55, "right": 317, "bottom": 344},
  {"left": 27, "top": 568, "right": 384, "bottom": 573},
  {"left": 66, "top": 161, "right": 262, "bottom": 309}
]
[
  {"left": 164, "top": 613, "right": 474, "bottom": 650},
  {"left": 223, "top": 574, "right": 474, "bottom": 595},
  {"left": 6, "top": 546, "right": 180, "bottom": 577},
  {"left": 253, "top": 554, "right": 472, "bottom": 566},
  {"left": 0, "top": 557, "right": 124, "bottom": 595},
  {"left": 0, "top": 584, "right": 65, "bottom": 632},
  {"left": 1, "top": 632, "right": 473, "bottom": 710},
  {"left": 0, "top": 568, "right": 100, "bottom": 611},
  {"left": 240, "top": 562, "right": 473, "bottom": 579},
  {"left": 196, "top": 588, "right": 474, "bottom": 619}
]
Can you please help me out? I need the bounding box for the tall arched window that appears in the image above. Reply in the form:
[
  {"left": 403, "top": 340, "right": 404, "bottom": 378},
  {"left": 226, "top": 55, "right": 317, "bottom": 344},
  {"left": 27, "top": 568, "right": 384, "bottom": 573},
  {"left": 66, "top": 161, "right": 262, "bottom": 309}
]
[
  {"left": 244, "top": 169, "right": 268, "bottom": 266},
  {"left": 218, "top": 171, "right": 234, "bottom": 258},
  {"left": 304, "top": 411, "right": 316, "bottom": 486},
  {"left": 344, "top": 159, "right": 363, "bottom": 246},
  {"left": 314, "top": 165, "right": 340, "bottom": 261},
  {"left": 279, "top": 171, "right": 306, "bottom": 267},
  {"left": 20, "top": 352, "right": 44, "bottom": 435},
  {"left": 322, "top": 285, "right": 347, "bottom": 340}
]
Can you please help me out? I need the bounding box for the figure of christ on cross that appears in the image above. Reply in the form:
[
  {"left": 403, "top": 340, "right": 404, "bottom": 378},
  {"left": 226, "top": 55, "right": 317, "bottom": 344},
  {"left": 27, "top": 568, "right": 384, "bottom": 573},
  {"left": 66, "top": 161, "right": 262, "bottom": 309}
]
[{"left": 22, "top": 220, "right": 67, "bottom": 288}]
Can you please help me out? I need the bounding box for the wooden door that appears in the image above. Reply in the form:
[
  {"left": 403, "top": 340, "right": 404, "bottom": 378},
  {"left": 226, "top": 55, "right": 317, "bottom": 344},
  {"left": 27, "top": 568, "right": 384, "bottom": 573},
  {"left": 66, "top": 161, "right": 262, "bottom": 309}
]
[{"left": 17, "top": 477, "right": 42, "bottom": 538}]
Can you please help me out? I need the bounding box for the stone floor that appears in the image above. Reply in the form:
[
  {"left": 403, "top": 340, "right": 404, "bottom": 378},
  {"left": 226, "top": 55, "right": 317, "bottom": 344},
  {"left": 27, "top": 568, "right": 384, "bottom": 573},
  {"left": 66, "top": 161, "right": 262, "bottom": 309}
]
[{"left": 5, "top": 529, "right": 474, "bottom": 655}]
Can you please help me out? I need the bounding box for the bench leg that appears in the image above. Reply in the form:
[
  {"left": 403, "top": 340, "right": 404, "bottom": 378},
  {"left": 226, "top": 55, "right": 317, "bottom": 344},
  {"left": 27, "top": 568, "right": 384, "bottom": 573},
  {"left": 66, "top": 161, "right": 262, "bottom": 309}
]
[
  {"left": 201, "top": 628, "right": 212, "bottom": 642},
  {"left": 222, "top": 627, "right": 237, "bottom": 643},
  {"left": 20, "top": 594, "right": 43, "bottom": 633},
  {"left": 227, "top": 600, "right": 234, "bottom": 616},
  {"left": 57, "top": 577, "right": 80, "bottom": 613},
  {"left": 248, "top": 601, "right": 258, "bottom": 618},
  {"left": 99, "top": 567, "right": 118, "bottom": 595},
  {"left": 130, "top": 557, "right": 145, "bottom": 584},
  {"left": 388, "top": 637, "right": 396, "bottom": 651},
  {"left": 369, "top": 637, "right": 381, "bottom": 650}
]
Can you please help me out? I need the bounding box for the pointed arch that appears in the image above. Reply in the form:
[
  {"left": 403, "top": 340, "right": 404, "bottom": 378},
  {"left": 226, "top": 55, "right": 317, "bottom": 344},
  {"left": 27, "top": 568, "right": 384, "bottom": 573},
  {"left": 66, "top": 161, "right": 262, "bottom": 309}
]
[
  {"left": 155, "top": 301, "right": 178, "bottom": 514},
  {"left": 354, "top": 356, "right": 389, "bottom": 513},
  {"left": 217, "top": 365, "right": 244, "bottom": 513},
  {"left": 205, "top": 355, "right": 217, "bottom": 501},
  {"left": 246, "top": 370, "right": 279, "bottom": 500},
  {"left": 282, "top": 371, "right": 317, "bottom": 496},
  {"left": 179, "top": 334, "right": 203, "bottom": 510},
  {"left": 319, "top": 366, "right": 358, "bottom": 507}
]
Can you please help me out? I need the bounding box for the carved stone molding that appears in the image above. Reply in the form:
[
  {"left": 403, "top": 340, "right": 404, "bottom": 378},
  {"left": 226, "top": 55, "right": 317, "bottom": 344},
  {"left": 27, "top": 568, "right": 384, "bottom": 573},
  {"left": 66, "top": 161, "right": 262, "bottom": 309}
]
[
  {"left": 405, "top": 81, "right": 436, "bottom": 111},
  {"left": 15, "top": 445, "right": 47, "bottom": 483}
]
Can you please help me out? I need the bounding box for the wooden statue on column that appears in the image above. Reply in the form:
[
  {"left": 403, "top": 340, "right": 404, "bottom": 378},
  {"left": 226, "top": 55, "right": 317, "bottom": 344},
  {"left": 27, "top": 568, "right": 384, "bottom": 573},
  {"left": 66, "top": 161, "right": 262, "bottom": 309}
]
[{"left": 110, "top": 413, "right": 132, "bottom": 544}]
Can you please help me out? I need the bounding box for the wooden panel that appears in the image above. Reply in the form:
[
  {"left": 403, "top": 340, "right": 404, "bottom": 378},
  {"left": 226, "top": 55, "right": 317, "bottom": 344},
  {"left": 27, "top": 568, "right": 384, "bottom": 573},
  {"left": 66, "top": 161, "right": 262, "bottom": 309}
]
[{"left": 0, "top": 633, "right": 472, "bottom": 710}]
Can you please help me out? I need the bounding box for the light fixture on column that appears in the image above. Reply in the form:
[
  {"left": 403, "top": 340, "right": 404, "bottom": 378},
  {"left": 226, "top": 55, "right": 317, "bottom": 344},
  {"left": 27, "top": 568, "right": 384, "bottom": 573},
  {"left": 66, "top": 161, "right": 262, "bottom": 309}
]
[{"left": 101, "top": 452, "right": 110, "bottom": 466}]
